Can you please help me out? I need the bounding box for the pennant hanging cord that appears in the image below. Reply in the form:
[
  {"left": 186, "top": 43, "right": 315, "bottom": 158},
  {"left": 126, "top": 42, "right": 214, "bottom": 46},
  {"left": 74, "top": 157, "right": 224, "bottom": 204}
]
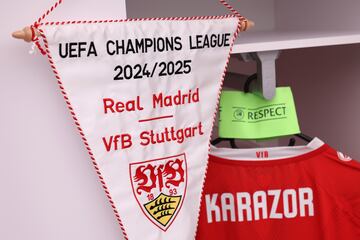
[
  {"left": 11, "top": 0, "right": 64, "bottom": 55},
  {"left": 218, "top": 0, "right": 253, "bottom": 33},
  {"left": 33, "top": 0, "right": 63, "bottom": 55},
  {"left": 12, "top": 0, "right": 253, "bottom": 45},
  {"left": 30, "top": 25, "right": 46, "bottom": 55}
]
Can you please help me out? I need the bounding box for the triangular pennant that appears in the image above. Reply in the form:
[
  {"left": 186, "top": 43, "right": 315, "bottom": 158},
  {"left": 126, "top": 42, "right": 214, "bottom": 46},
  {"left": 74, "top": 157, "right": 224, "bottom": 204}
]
[{"left": 35, "top": 4, "right": 241, "bottom": 239}]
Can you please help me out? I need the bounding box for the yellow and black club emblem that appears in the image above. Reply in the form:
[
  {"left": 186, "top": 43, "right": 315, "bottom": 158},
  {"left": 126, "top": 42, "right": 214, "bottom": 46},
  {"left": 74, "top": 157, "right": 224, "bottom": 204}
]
[
  {"left": 130, "top": 153, "right": 187, "bottom": 231},
  {"left": 144, "top": 193, "right": 182, "bottom": 227}
]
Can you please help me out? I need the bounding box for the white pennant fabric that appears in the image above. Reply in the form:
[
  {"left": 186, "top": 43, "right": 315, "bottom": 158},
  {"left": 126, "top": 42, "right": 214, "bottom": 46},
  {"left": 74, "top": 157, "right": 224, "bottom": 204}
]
[{"left": 35, "top": 2, "right": 241, "bottom": 239}]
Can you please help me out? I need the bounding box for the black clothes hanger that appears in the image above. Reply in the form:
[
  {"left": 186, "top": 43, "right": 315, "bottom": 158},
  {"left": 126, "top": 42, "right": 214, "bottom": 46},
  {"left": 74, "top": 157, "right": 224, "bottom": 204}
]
[
  {"left": 288, "top": 137, "right": 296, "bottom": 146},
  {"left": 244, "top": 74, "right": 314, "bottom": 146},
  {"left": 294, "top": 133, "right": 313, "bottom": 143},
  {"left": 211, "top": 138, "right": 238, "bottom": 149}
]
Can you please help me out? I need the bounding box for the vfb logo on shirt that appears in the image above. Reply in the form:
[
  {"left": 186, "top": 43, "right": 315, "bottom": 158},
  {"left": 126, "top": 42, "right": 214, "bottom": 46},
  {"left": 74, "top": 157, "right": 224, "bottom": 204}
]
[{"left": 129, "top": 153, "right": 187, "bottom": 231}]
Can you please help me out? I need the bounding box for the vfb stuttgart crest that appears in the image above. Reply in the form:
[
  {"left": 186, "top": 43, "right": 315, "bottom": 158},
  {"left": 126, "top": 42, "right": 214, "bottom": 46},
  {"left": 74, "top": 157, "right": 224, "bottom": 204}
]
[{"left": 129, "top": 153, "right": 187, "bottom": 231}]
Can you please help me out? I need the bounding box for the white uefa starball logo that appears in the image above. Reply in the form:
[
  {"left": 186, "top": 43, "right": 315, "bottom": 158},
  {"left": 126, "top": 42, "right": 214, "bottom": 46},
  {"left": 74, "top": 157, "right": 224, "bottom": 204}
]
[{"left": 337, "top": 151, "right": 352, "bottom": 162}]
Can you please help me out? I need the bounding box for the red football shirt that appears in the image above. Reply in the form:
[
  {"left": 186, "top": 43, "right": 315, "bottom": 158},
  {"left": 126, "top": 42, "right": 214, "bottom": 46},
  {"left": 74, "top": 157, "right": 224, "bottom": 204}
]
[{"left": 196, "top": 138, "right": 360, "bottom": 240}]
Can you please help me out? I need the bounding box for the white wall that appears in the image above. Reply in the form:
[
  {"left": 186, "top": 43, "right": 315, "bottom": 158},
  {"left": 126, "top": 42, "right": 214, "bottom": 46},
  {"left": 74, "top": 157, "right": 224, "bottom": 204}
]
[
  {"left": 0, "top": 1, "right": 126, "bottom": 240},
  {"left": 126, "top": 0, "right": 276, "bottom": 31},
  {"left": 277, "top": 44, "right": 360, "bottom": 158},
  {"left": 275, "top": 0, "right": 360, "bottom": 31}
]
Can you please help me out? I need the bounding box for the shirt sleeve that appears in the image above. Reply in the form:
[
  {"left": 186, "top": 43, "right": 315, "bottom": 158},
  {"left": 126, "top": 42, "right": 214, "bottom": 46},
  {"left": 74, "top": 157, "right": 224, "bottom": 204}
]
[{"left": 319, "top": 148, "right": 360, "bottom": 221}]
